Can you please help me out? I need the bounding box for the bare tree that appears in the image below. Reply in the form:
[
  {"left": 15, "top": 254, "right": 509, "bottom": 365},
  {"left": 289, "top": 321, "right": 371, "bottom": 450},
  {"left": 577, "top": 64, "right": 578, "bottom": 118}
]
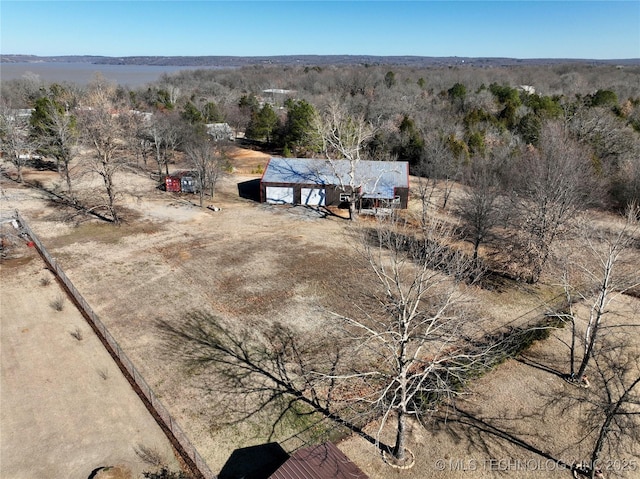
[
  {"left": 455, "top": 157, "right": 502, "bottom": 260},
  {"left": 125, "top": 111, "right": 154, "bottom": 170},
  {"left": 326, "top": 215, "right": 491, "bottom": 464},
  {"left": 159, "top": 214, "right": 497, "bottom": 468},
  {"left": 77, "top": 76, "right": 132, "bottom": 223},
  {"left": 315, "top": 101, "right": 376, "bottom": 220},
  {"left": 0, "top": 102, "right": 36, "bottom": 183},
  {"left": 416, "top": 128, "right": 463, "bottom": 211},
  {"left": 558, "top": 205, "right": 640, "bottom": 383},
  {"left": 510, "top": 121, "right": 598, "bottom": 283},
  {"left": 184, "top": 134, "right": 226, "bottom": 207},
  {"left": 149, "top": 111, "right": 183, "bottom": 178}
]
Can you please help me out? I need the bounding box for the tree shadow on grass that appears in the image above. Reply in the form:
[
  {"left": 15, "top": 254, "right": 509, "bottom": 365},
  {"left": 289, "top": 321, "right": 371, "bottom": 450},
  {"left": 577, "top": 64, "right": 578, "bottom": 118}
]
[
  {"left": 434, "top": 407, "right": 575, "bottom": 474},
  {"left": 515, "top": 354, "right": 567, "bottom": 380}
]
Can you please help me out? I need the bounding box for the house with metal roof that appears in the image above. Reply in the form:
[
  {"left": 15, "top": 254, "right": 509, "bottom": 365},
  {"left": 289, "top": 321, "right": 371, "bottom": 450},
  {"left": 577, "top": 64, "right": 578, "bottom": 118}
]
[{"left": 260, "top": 157, "right": 409, "bottom": 210}]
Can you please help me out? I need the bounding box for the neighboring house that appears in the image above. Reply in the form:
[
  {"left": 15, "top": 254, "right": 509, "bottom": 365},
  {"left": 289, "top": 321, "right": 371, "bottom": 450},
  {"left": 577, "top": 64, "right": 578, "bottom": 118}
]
[
  {"left": 518, "top": 85, "right": 536, "bottom": 95},
  {"left": 260, "top": 157, "right": 409, "bottom": 210},
  {"left": 262, "top": 88, "right": 296, "bottom": 108},
  {"left": 268, "top": 442, "right": 369, "bottom": 479},
  {"left": 206, "top": 122, "right": 234, "bottom": 141}
]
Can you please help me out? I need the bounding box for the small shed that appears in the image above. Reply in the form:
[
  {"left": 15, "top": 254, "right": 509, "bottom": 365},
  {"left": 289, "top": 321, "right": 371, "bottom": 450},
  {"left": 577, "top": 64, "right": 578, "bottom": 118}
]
[
  {"left": 164, "top": 171, "right": 198, "bottom": 194},
  {"left": 260, "top": 157, "right": 409, "bottom": 209},
  {"left": 268, "top": 442, "right": 369, "bottom": 479},
  {"left": 180, "top": 174, "right": 197, "bottom": 194},
  {"left": 164, "top": 175, "right": 182, "bottom": 192}
]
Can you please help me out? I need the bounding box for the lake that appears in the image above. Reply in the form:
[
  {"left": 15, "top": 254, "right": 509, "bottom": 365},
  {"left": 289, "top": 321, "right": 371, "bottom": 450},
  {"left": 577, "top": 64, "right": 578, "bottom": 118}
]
[{"left": 0, "top": 62, "right": 214, "bottom": 87}]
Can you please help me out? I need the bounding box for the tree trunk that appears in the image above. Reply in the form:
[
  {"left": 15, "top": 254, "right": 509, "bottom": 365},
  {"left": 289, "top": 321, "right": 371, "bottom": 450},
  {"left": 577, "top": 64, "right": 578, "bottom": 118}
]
[
  {"left": 349, "top": 201, "right": 357, "bottom": 221},
  {"left": 473, "top": 237, "right": 480, "bottom": 260},
  {"left": 575, "top": 261, "right": 612, "bottom": 381},
  {"left": 392, "top": 410, "right": 406, "bottom": 461}
]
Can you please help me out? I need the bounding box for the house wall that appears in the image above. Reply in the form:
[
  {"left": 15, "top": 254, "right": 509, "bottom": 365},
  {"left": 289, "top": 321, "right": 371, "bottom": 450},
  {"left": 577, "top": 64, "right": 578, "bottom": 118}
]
[
  {"left": 395, "top": 187, "right": 409, "bottom": 209},
  {"left": 261, "top": 182, "right": 408, "bottom": 209},
  {"left": 261, "top": 182, "right": 357, "bottom": 207}
]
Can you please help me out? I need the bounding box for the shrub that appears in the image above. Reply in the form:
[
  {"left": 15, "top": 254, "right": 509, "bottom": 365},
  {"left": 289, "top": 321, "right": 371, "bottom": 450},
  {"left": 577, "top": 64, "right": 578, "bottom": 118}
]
[{"left": 50, "top": 295, "right": 65, "bottom": 311}]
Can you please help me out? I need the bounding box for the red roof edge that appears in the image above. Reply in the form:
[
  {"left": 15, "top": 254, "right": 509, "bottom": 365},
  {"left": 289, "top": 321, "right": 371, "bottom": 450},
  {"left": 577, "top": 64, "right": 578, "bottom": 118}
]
[{"left": 268, "top": 442, "right": 369, "bottom": 479}]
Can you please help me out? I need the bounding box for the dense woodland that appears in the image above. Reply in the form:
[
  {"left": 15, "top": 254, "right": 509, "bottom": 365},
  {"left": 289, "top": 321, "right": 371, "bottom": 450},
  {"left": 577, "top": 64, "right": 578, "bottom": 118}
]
[{"left": 4, "top": 62, "right": 639, "bottom": 205}]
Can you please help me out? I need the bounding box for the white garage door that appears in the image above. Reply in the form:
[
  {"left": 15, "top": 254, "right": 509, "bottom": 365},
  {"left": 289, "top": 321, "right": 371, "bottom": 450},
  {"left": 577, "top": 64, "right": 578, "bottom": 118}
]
[
  {"left": 266, "top": 186, "right": 294, "bottom": 204},
  {"left": 301, "top": 188, "right": 326, "bottom": 206}
]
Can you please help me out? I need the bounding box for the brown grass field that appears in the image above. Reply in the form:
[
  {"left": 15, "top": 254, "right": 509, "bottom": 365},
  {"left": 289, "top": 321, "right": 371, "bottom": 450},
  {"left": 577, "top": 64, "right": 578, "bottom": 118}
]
[{"left": 1, "top": 148, "right": 638, "bottom": 479}]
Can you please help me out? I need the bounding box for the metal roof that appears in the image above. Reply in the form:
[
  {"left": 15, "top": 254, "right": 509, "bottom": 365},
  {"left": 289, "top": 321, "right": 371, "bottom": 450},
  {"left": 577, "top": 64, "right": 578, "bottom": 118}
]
[
  {"left": 261, "top": 157, "right": 409, "bottom": 199},
  {"left": 268, "top": 442, "right": 369, "bottom": 479}
]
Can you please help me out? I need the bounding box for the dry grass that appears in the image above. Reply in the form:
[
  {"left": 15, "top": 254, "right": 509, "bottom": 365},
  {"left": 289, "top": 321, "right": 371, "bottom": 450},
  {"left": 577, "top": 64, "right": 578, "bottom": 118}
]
[
  {"left": 2, "top": 154, "right": 638, "bottom": 479},
  {"left": 50, "top": 294, "right": 65, "bottom": 311}
]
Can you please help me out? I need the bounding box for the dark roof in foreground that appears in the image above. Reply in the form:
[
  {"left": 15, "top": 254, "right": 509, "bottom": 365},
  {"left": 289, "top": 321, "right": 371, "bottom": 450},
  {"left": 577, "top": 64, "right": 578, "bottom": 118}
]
[
  {"left": 268, "top": 442, "right": 369, "bottom": 479},
  {"left": 261, "top": 157, "right": 409, "bottom": 199}
]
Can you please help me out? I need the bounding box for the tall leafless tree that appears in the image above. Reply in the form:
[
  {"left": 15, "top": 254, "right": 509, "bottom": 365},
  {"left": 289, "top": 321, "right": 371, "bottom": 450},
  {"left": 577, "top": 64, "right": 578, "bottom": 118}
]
[
  {"left": 149, "top": 111, "right": 183, "bottom": 178},
  {"left": 314, "top": 101, "right": 376, "bottom": 220},
  {"left": 0, "top": 102, "right": 36, "bottom": 183},
  {"left": 78, "top": 76, "right": 133, "bottom": 223},
  {"left": 510, "top": 122, "right": 598, "bottom": 283},
  {"left": 455, "top": 157, "right": 502, "bottom": 260},
  {"left": 159, "top": 214, "right": 497, "bottom": 467},
  {"left": 325, "top": 215, "right": 491, "bottom": 464},
  {"left": 184, "top": 134, "right": 226, "bottom": 208},
  {"left": 558, "top": 205, "right": 639, "bottom": 383}
]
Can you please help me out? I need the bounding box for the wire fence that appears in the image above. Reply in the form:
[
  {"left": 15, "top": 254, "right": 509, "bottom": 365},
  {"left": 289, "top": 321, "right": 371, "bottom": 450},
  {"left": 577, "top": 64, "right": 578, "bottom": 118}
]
[{"left": 14, "top": 210, "right": 216, "bottom": 479}]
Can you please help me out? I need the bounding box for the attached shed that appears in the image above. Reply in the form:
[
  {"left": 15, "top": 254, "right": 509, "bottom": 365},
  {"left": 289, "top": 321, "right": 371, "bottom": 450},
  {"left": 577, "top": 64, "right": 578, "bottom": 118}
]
[
  {"left": 268, "top": 442, "right": 369, "bottom": 479},
  {"left": 260, "top": 157, "right": 409, "bottom": 209}
]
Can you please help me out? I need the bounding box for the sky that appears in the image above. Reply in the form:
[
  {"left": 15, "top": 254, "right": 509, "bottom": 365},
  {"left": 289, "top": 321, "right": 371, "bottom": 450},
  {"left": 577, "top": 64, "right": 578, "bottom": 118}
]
[{"left": 1, "top": 1, "right": 639, "bottom": 59}]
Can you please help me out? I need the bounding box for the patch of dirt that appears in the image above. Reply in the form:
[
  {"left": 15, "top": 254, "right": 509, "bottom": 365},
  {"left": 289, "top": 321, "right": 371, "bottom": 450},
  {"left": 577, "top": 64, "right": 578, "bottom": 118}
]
[{"left": 227, "top": 145, "right": 271, "bottom": 175}]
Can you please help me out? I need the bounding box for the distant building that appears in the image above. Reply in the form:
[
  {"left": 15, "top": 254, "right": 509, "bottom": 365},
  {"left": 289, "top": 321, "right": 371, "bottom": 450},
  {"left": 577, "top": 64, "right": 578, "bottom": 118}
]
[
  {"left": 260, "top": 157, "right": 409, "bottom": 210},
  {"left": 518, "top": 85, "right": 536, "bottom": 95},
  {"left": 262, "top": 88, "right": 296, "bottom": 108},
  {"left": 206, "top": 123, "right": 234, "bottom": 141}
]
